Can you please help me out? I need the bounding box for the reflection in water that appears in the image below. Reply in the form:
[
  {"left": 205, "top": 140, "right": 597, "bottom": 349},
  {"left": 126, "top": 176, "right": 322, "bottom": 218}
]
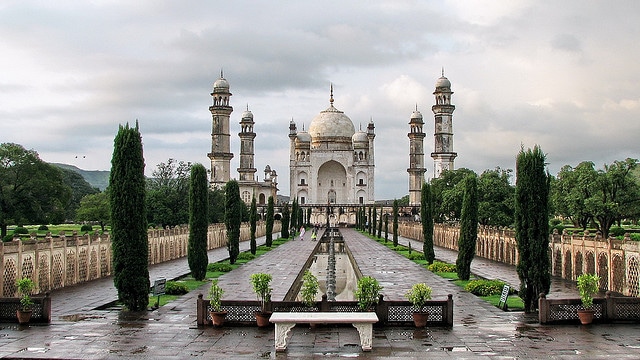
[{"left": 296, "top": 229, "right": 358, "bottom": 301}]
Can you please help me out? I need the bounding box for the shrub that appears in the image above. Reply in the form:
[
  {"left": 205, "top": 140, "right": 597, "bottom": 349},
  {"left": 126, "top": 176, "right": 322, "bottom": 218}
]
[
  {"left": 3, "top": 234, "right": 14, "bottom": 242},
  {"left": 549, "top": 219, "right": 562, "bottom": 227},
  {"left": 164, "top": 281, "right": 189, "bottom": 295},
  {"left": 355, "top": 276, "right": 382, "bottom": 311},
  {"left": 465, "top": 279, "right": 506, "bottom": 296},
  {"left": 609, "top": 226, "right": 626, "bottom": 237},
  {"left": 552, "top": 224, "right": 565, "bottom": 234},
  {"left": 38, "top": 225, "right": 49, "bottom": 231},
  {"left": 207, "top": 262, "right": 233, "bottom": 272},
  {"left": 13, "top": 227, "right": 28, "bottom": 235},
  {"left": 237, "top": 252, "right": 256, "bottom": 261},
  {"left": 80, "top": 224, "right": 93, "bottom": 233},
  {"left": 630, "top": 233, "right": 640, "bottom": 241},
  {"left": 406, "top": 252, "right": 425, "bottom": 261},
  {"left": 428, "top": 261, "right": 456, "bottom": 273}
]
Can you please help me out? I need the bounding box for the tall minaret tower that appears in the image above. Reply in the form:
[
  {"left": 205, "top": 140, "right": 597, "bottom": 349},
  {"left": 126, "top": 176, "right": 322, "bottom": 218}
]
[
  {"left": 431, "top": 70, "right": 457, "bottom": 178},
  {"left": 237, "top": 106, "right": 257, "bottom": 182},
  {"left": 407, "top": 106, "right": 426, "bottom": 206},
  {"left": 208, "top": 71, "right": 234, "bottom": 188}
]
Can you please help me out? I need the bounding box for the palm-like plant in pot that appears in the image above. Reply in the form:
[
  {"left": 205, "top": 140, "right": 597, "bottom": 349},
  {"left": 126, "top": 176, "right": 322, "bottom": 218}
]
[
  {"left": 355, "top": 276, "right": 382, "bottom": 311},
  {"left": 250, "top": 273, "right": 272, "bottom": 327},
  {"left": 16, "top": 277, "right": 35, "bottom": 324},
  {"left": 208, "top": 281, "right": 227, "bottom": 327},
  {"left": 405, "top": 283, "right": 432, "bottom": 327},
  {"left": 577, "top": 273, "right": 600, "bottom": 325}
]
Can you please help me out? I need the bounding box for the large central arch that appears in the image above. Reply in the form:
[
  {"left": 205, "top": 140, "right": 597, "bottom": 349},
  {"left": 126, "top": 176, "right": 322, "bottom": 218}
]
[{"left": 317, "top": 160, "right": 348, "bottom": 204}]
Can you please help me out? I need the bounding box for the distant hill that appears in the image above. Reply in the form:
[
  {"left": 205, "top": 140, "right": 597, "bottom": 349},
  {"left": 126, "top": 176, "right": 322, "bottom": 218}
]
[{"left": 53, "top": 163, "right": 110, "bottom": 191}]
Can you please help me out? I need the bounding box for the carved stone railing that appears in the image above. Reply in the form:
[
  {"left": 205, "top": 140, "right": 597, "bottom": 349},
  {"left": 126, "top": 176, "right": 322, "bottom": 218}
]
[
  {"left": 538, "top": 292, "right": 640, "bottom": 324},
  {"left": 196, "top": 294, "right": 454, "bottom": 327},
  {"left": 0, "top": 293, "right": 51, "bottom": 323}
]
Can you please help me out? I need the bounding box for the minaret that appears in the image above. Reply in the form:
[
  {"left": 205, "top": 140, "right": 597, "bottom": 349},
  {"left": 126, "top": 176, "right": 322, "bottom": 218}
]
[
  {"left": 208, "top": 71, "right": 234, "bottom": 188},
  {"left": 431, "top": 70, "right": 457, "bottom": 178},
  {"left": 237, "top": 105, "right": 256, "bottom": 181},
  {"left": 408, "top": 106, "right": 426, "bottom": 206}
]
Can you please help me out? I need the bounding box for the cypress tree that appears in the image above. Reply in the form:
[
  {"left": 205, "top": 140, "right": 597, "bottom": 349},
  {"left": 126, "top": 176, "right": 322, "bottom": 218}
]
[
  {"left": 224, "top": 180, "right": 241, "bottom": 264},
  {"left": 384, "top": 213, "right": 389, "bottom": 242},
  {"left": 456, "top": 174, "right": 479, "bottom": 280},
  {"left": 109, "top": 122, "right": 149, "bottom": 311},
  {"left": 515, "top": 145, "right": 551, "bottom": 312},
  {"left": 368, "top": 207, "right": 373, "bottom": 234},
  {"left": 249, "top": 196, "right": 257, "bottom": 255},
  {"left": 187, "top": 164, "right": 209, "bottom": 281},
  {"left": 281, "top": 203, "right": 290, "bottom": 238},
  {"left": 298, "top": 206, "right": 304, "bottom": 229},
  {"left": 392, "top": 199, "right": 399, "bottom": 247},
  {"left": 377, "top": 206, "right": 382, "bottom": 238},
  {"left": 290, "top": 199, "right": 298, "bottom": 234},
  {"left": 421, "top": 182, "right": 435, "bottom": 264},
  {"left": 372, "top": 205, "right": 377, "bottom": 237},
  {"left": 265, "top": 196, "right": 274, "bottom": 247}
]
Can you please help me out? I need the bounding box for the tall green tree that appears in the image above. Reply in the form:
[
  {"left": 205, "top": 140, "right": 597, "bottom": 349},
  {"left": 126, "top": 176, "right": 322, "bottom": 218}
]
[
  {"left": 515, "top": 145, "right": 551, "bottom": 312},
  {"left": 377, "top": 205, "right": 383, "bottom": 238},
  {"left": 551, "top": 162, "right": 597, "bottom": 230},
  {"left": 109, "top": 123, "right": 149, "bottom": 311},
  {"left": 0, "top": 143, "right": 71, "bottom": 237},
  {"left": 250, "top": 196, "right": 257, "bottom": 255},
  {"left": 265, "top": 196, "right": 274, "bottom": 247},
  {"left": 208, "top": 188, "right": 225, "bottom": 224},
  {"left": 146, "top": 158, "right": 190, "bottom": 228},
  {"left": 456, "top": 174, "right": 479, "bottom": 280},
  {"left": 76, "top": 192, "right": 110, "bottom": 232},
  {"left": 372, "top": 205, "right": 377, "bottom": 237},
  {"left": 224, "top": 180, "right": 241, "bottom": 264},
  {"left": 392, "top": 200, "right": 399, "bottom": 247},
  {"left": 291, "top": 198, "right": 298, "bottom": 233},
  {"left": 477, "top": 167, "right": 515, "bottom": 227},
  {"left": 421, "top": 182, "right": 435, "bottom": 264},
  {"left": 368, "top": 207, "right": 373, "bottom": 234},
  {"left": 431, "top": 168, "right": 476, "bottom": 222},
  {"left": 384, "top": 213, "right": 389, "bottom": 242},
  {"left": 281, "top": 203, "right": 290, "bottom": 238},
  {"left": 187, "top": 164, "right": 209, "bottom": 281},
  {"left": 58, "top": 167, "right": 100, "bottom": 220}
]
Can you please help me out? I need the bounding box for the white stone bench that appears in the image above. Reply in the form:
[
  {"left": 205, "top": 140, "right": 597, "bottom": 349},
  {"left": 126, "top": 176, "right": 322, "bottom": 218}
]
[{"left": 269, "top": 312, "right": 379, "bottom": 352}]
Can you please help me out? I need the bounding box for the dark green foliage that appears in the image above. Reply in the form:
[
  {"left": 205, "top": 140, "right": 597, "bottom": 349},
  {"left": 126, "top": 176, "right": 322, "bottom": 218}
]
[
  {"left": 2, "top": 234, "right": 13, "bottom": 242},
  {"left": 265, "top": 196, "right": 274, "bottom": 247},
  {"left": 431, "top": 168, "right": 476, "bottom": 223},
  {"left": 188, "top": 164, "right": 209, "bottom": 281},
  {"left": 14, "top": 226, "right": 28, "bottom": 235},
  {"left": 80, "top": 224, "right": 93, "bottom": 233},
  {"left": 0, "top": 143, "right": 72, "bottom": 238},
  {"left": 250, "top": 196, "right": 257, "bottom": 255},
  {"left": 377, "top": 206, "right": 382, "bottom": 238},
  {"left": 609, "top": 226, "right": 626, "bottom": 237},
  {"left": 146, "top": 159, "right": 190, "bottom": 228},
  {"left": 208, "top": 188, "right": 225, "bottom": 224},
  {"left": 368, "top": 207, "right": 373, "bottom": 234},
  {"left": 291, "top": 199, "right": 298, "bottom": 233},
  {"left": 224, "top": 180, "right": 241, "bottom": 264},
  {"left": 393, "top": 200, "right": 399, "bottom": 247},
  {"left": 76, "top": 192, "right": 110, "bottom": 232},
  {"left": 457, "top": 174, "right": 479, "bottom": 281},
  {"left": 38, "top": 225, "right": 48, "bottom": 231},
  {"left": 384, "top": 214, "right": 389, "bottom": 242},
  {"left": 164, "top": 281, "right": 189, "bottom": 295},
  {"left": 421, "top": 182, "right": 435, "bottom": 264},
  {"left": 372, "top": 205, "right": 377, "bottom": 237},
  {"left": 427, "top": 261, "right": 456, "bottom": 273},
  {"left": 515, "top": 145, "right": 551, "bottom": 313},
  {"left": 208, "top": 262, "right": 233, "bottom": 272},
  {"left": 406, "top": 252, "right": 424, "bottom": 261},
  {"left": 465, "top": 279, "right": 508, "bottom": 296},
  {"left": 109, "top": 122, "right": 149, "bottom": 311},
  {"left": 58, "top": 167, "right": 100, "bottom": 221},
  {"left": 281, "top": 203, "right": 290, "bottom": 238},
  {"left": 477, "top": 167, "right": 515, "bottom": 227},
  {"left": 236, "top": 252, "right": 256, "bottom": 260}
]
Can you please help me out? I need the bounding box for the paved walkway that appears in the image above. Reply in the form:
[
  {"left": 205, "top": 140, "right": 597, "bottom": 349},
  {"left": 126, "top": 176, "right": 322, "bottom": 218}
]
[{"left": 0, "top": 230, "right": 638, "bottom": 359}]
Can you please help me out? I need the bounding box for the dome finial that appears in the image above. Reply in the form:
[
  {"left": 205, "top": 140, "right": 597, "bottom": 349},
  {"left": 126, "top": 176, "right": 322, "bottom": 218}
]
[
  {"left": 441, "top": 67, "right": 444, "bottom": 77},
  {"left": 415, "top": 103, "right": 418, "bottom": 111},
  {"left": 246, "top": 103, "right": 249, "bottom": 111},
  {"left": 330, "top": 83, "right": 334, "bottom": 105},
  {"left": 220, "top": 68, "right": 224, "bottom": 78}
]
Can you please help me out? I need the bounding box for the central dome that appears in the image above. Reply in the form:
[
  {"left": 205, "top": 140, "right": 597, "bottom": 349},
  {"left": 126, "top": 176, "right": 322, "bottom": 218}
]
[{"left": 308, "top": 104, "right": 355, "bottom": 140}]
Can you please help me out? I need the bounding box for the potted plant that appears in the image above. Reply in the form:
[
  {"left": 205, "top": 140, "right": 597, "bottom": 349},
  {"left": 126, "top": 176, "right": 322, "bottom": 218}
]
[
  {"left": 405, "top": 283, "right": 432, "bottom": 327},
  {"left": 355, "top": 276, "right": 382, "bottom": 311},
  {"left": 300, "top": 270, "right": 319, "bottom": 308},
  {"left": 577, "top": 273, "right": 600, "bottom": 324},
  {"left": 250, "top": 272, "right": 272, "bottom": 327},
  {"left": 16, "top": 277, "right": 35, "bottom": 324},
  {"left": 208, "top": 280, "right": 227, "bottom": 327}
]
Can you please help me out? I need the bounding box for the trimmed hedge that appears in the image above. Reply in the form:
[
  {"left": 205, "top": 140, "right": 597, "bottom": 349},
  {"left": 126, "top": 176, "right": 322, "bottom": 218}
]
[
  {"left": 207, "top": 262, "right": 233, "bottom": 273},
  {"left": 464, "top": 279, "right": 508, "bottom": 297},
  {"left": 428, "top": 261, "right": 456, "bottom": 273},
  {"left": 164, "top": 281, "right": 189, "bottom": 295}
]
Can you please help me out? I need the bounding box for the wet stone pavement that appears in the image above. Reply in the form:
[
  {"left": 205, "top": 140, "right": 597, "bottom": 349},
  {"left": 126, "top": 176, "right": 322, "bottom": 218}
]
[{"left": 0, "top": 231, "right": 639, "bottom": 359}]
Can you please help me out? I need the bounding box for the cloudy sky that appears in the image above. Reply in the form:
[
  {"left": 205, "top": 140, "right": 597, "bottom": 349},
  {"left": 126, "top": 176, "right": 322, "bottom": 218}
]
[{"left": 1, "top": 0, "right": 638, "bottom": 199}]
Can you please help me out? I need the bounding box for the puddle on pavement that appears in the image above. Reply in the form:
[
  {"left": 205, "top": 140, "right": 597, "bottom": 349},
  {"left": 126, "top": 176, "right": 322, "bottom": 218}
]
[
  {"left": 442, "top": 346, "right": 469, "bottom": 352},
  {"left": 60, "top": 314, "right": 105, "bottom": 322},
  {"left": 18, "top": 347, "right": 49, "bottom": 354}
]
